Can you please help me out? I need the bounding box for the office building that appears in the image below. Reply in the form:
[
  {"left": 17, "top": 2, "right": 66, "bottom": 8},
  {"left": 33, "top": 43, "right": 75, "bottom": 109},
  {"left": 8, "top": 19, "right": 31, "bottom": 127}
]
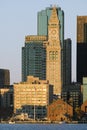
[
  {"left": 0, "top": 86, "right": 13, "bottom": 119},
  {"left": 0, "top": 69, "right": 10, "bottom": 86},
  {"left": 77, "top": 16, "right": 87, "bottom": 43},
  {"left": 61, "top": 82, "right": 81, "bottom": 108},
  {"left": 77, "top": 44, "right": 87, "bottom": 83},
  {"left": 82, "top": 77, "right": 87, "bottom": 103},
  {"left": 0, "top": 86, "right": 13, "bottom": 108},
  {"left": 63, "top": 39, "right": 71, "bottom": 86},
  {"left": 22, "top": 36, "right": 47, "bottom": 82},
  {"left": 22, "top": 6, "right": 71, "bottom": 97},
  {"left": 77, "top": 16, "right": 87, "bottom": 83},
  {"left": 14, "top": 76, "right": 53, "bottom": 119}
]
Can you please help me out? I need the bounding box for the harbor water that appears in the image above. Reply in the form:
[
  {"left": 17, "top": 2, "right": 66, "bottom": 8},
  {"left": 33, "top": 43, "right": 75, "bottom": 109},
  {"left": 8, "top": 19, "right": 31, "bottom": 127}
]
[{"left": 0, "top": 123, "right": 87, "bottom": 130}]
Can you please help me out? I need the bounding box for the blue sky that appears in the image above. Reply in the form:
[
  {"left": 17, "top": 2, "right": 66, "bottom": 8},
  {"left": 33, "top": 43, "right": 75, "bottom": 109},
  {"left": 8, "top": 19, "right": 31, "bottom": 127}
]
[{"left": 0, "top": 0, "right": 87, "bottom": 84}]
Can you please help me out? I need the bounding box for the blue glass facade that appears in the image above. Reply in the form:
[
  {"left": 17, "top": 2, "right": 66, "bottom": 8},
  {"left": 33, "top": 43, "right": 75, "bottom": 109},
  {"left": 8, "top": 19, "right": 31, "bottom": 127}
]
[{"left": 22, "top": 41, "right": 46, "bottom": 82}]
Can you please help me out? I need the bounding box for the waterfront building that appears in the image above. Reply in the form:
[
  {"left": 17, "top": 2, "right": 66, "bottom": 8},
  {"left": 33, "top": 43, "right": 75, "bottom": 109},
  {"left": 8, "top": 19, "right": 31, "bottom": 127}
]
[
  {"left": 0, "top": 69, "right": 10, "bottom": 87},
  {"left": 47, "top": 99, "right": 73, "bottom": 121},
  {"left": 77, "top": 16, "right": 87, "bottom": 83},
  {"left": 81, "top": 100, "right": 87, "bottom": 113},
  {"left": 13, "top": 76, "right": 53, "bottom": 119},
  {"left": 0, "top": 86, "right": 13, "bottom": 108},
  {"left": 0, "top": 86, "right": 13, "bottom": 119},
  {"left": 82, "top": 77, "right": 87, "bottom": 103},
  {"left": 22, "top": 36, "right": 47, "bottom": 82},
  {"left": 61, "top": 82, "right": 81, "bottom": 108}
]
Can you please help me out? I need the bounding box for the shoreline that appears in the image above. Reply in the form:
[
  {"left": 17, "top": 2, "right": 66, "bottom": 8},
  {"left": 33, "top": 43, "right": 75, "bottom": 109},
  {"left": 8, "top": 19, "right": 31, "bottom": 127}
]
[{"left": 0, "top": 120, "right": 87, "bottom": 124}]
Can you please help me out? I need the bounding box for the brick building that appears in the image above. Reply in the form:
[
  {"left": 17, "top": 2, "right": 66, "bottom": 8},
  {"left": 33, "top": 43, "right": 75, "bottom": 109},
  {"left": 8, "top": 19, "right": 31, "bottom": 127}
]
[{"left": 47, "top": 99, "right": 73, "bottom": 122}]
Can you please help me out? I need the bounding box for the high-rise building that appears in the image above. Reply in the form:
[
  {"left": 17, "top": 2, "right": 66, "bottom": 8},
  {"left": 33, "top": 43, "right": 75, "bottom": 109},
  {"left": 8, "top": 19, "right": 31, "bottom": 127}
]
[
  {"left": 77, "top": 16, "right": 87, "bottom": 83},
  {"left": 37, "top": 6, "right": 68, "bottom": 88},
  {"left": 37, "top": 6, "right": 64, "bottom": 47},
  {"left": 22, "top": 6, "right": 71, "bottom": 97},
  {"left": 77, "top": 44, "right": 87, "bottom": 83},
  {"left": 77, "top": 16, "right": 87, "bottom": 43},
  {"left": 63, "top": 39, "right": 71, "bottom": 85},
  {"left": 0, "top": 69, "right": 10, "bottom": 87},
  {"left": 44, "top": 7, "right": 62, "bottom": 96},
  {"left": 22, "top": 36, "right": 47, "bottom": 82}
]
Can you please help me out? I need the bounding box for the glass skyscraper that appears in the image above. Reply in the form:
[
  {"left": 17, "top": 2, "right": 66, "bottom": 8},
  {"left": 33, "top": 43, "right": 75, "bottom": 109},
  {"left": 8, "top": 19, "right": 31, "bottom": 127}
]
[{"left": 22, "top": 36, "right": 47, "bottom": 82}]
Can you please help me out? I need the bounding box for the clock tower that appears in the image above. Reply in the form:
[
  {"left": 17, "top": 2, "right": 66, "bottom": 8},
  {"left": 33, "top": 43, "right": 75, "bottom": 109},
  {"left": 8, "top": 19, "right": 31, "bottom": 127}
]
[{"left": 45, "top": 6, "right": 62, "bottom": 97}]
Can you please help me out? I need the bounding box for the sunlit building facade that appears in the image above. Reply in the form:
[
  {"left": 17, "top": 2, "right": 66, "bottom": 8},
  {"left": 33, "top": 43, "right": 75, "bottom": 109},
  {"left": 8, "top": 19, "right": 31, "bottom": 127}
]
[
  {"left": 37, "top": 6, "right": 64, "bottom": 47},
  {"left": 14, "top": 76, "right": 53, "bottom": 119},
  {"left": 82, "top": 77, "right": 87, "bottom": 103},
  {"left": 22, "top": 6, "right": 71, "bottom": 97}
]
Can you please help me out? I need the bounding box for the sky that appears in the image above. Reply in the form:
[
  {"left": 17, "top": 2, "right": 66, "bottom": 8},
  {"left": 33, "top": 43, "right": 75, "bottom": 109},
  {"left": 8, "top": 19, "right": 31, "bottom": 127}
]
[{"left": 0, "top": 0, "right": 87, "bottom": 84}]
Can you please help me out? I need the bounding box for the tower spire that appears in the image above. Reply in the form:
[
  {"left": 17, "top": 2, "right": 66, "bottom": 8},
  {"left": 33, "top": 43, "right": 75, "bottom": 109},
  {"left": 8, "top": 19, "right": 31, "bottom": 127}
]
[{"left": 49, "top": 6, "right": 59, "bottom": 25}]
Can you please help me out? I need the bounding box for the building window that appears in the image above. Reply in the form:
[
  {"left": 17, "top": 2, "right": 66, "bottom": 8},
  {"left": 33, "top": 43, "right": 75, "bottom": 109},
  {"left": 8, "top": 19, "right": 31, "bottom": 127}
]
[{"left": 49, "top": 51, "right": 58, "bottom": 60}]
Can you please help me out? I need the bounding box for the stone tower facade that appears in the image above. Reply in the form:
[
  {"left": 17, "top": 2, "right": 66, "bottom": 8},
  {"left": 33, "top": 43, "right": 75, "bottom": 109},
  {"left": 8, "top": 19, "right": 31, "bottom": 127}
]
[{"left": 44, "top": 7, "right": 62, "bottom": 97}]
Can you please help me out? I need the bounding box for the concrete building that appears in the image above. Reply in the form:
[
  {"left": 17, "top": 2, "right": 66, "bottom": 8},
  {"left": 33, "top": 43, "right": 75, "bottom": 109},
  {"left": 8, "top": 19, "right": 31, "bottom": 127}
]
[
  {"left": 0, "top": 69, "right": 10, "bottom": 87},
  {"left": 47, "top": 99, "right": 73, "bottom": 122},
  {"left": 13, "top": 76, "right": 53, "bottom": 119},
  {"left": 77, "top": 16, "right": 87, "bottom": 84}
]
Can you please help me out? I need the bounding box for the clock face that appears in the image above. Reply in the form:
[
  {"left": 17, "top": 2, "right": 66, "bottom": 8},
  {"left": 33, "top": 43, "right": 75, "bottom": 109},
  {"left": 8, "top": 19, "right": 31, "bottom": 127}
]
[{"left": 51, "top": 29, "right": 56, "bottom": 34}]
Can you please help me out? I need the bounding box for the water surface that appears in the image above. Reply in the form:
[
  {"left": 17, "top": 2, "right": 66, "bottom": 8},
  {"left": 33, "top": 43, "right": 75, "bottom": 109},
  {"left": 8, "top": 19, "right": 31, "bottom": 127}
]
[{"left": 0, "top": 123, "right": 87, "bottom": 130}]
